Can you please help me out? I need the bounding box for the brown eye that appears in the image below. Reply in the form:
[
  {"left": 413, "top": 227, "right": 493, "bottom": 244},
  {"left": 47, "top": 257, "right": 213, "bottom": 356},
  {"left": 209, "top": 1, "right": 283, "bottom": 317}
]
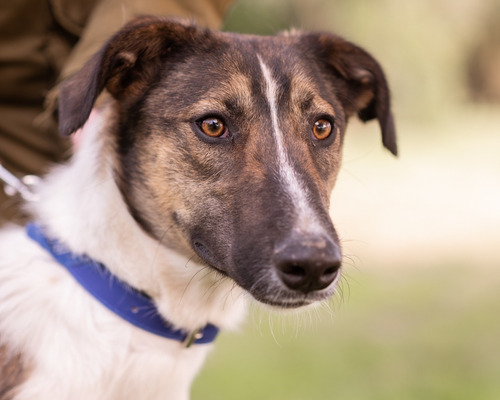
[
  {"left": 200, "top": 117, "right": 226, "bottom": 137},
  {"left": 312, "top": 119, "right": 332, "bottom": 140}
]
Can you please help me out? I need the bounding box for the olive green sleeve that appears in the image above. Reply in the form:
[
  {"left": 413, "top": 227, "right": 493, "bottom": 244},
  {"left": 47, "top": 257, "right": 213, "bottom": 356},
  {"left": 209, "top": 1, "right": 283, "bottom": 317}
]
[
  {"left": 60, "top": 0, "right": 233, "bottom": 81},
  {"left": 45, "top": 0, "right": 234, "bottom": 114}
]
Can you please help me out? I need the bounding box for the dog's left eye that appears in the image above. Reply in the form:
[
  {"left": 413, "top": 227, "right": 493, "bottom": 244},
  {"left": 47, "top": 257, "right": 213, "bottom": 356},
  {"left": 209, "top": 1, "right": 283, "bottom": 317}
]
[
  {"left": 198, "top": 117, "right": 227, "bottom": 138},
  {"left": 312, "top": 119, "right": 333, "bottom": 140}
]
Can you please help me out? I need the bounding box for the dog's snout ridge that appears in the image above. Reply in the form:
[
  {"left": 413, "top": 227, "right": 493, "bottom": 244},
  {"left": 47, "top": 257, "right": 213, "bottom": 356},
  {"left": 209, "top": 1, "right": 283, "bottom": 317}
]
[{"left": 273, "top": 235, "right": 341, "bottom": 293}]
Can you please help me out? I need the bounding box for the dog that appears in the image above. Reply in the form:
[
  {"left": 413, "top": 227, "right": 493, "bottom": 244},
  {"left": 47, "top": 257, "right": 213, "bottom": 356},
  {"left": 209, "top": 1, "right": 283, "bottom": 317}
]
[{"left": 0, "top": 16, "right": 396, "bottom": 400}]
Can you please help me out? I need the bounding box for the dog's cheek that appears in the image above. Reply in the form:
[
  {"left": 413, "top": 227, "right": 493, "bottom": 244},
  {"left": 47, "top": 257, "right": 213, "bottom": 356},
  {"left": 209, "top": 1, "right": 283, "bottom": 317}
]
[
  {"left": 317, "top": 145, "right": 344, "bottom": 197},
  {"left": 114, "top": 130, "right": 187, "bottom": 251},
  {"left": 125, "top": 130, "right": 230, "bottom": 249}
]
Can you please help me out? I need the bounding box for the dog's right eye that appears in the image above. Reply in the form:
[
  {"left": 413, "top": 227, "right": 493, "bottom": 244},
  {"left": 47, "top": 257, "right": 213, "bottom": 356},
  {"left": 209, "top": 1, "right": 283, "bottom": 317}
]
[{"left": 198, "top": 117, "right": 227, "bottom": 138}]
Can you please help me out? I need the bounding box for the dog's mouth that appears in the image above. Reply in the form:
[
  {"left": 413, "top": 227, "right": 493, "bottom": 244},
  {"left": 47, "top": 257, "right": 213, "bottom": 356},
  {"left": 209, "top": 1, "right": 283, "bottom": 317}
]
[{"left": 254, "top": 296, "right": 314, "bottom": 309}]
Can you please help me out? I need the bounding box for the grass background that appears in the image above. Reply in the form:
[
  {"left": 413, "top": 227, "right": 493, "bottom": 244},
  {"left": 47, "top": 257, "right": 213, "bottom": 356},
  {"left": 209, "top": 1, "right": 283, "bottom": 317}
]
[
  {"left": 194, "top": 266, "right": 500, "bottom": 399},
  {"left": 193, "top": 1, "right": 500, "bottom": 398}
]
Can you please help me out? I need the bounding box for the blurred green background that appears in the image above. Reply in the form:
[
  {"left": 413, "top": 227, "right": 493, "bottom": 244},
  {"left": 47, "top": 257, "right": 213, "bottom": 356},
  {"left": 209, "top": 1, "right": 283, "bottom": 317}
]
[{"left": 193, "top": 1, "right": 500, "bottom": 399}]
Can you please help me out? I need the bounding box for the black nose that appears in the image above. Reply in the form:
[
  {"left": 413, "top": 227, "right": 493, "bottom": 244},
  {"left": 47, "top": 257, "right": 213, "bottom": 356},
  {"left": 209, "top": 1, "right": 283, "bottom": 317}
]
[{"left": 273, "top": 235, "right": 342, "bottom": 293}]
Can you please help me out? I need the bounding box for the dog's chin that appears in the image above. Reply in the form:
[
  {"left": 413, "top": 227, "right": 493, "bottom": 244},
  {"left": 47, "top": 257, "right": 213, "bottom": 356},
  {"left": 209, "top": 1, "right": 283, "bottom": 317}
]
[
  {"left": 257, "top": 298, "right": 311, "bottom": 309},
  {"left": 250, "top": 289, "right": 335, "bottom": 310}
]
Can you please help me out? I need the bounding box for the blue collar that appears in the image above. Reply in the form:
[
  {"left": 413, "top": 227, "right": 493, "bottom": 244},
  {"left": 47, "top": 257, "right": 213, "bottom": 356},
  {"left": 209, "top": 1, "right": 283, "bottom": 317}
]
[{"left": 26, "top": 223, "right": 219, "bottom": 347}]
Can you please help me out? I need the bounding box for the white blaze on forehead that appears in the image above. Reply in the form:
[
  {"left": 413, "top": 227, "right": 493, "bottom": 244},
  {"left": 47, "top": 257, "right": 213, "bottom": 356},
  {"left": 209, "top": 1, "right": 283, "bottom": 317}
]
[{"left": 257, "top": 56, "right": 322, "bottom": 232}]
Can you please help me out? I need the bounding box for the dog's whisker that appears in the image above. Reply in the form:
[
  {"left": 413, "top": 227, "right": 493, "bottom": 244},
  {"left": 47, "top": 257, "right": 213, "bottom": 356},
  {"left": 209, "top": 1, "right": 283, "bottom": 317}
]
[
  {"left": 202, "top": 273, "right": 231, "bottom": 304},
  {"left": 320, "top": 297, "right": 335, "bottom": 315},
  {"left": 334, "top": 279, "right": 346, "bottom": 306},
  {"left": 150, "top": 224, "right": 177, "bottom": 284},
  {"left": 267, "top": 312, "right": 283, "bottom": 348},
  {"left": 178, "top": 259, "right": 212, "bottom": 306},
  {"left": 221, "top": 281, "right": 240, "bottom": 311}
]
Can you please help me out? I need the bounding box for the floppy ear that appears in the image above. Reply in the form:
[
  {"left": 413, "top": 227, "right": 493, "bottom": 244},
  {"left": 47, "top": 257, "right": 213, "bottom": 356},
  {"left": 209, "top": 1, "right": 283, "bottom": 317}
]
[
  {"left": 58, "top": 17, "right": 201, "bottom": 136},
  {"left": 303, "top": 33, "right": 397, "bottom": 156}
]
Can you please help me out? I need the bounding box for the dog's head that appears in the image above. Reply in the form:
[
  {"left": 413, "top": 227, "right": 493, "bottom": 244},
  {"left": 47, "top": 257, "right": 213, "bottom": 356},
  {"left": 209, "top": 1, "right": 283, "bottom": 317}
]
[{"left": 58, "top": 17, "right": 396, "bottom": 308}]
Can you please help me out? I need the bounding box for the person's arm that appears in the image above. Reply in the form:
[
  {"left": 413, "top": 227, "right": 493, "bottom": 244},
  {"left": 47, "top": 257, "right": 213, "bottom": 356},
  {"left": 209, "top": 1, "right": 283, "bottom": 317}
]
[{"left": 45, "top": 0, "right": 234, "bottom": 115}]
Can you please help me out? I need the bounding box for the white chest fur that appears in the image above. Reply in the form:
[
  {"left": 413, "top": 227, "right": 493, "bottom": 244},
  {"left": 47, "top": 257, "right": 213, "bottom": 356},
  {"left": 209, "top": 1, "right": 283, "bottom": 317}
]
[{"left": 0, "top": 106, "right": 247, "bottom": 399}]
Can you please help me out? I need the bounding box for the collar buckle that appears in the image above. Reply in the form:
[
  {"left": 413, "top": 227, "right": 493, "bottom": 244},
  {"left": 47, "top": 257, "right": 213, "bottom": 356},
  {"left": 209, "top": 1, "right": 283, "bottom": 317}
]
[{"left": 183, "top": 328, "right": 204, "bottom": 348}]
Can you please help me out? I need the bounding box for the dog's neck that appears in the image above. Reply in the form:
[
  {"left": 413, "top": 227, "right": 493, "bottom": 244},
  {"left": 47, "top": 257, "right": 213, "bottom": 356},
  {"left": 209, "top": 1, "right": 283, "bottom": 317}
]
[{"left": 32, "top": 104, "right": 247, "bottom": 333}]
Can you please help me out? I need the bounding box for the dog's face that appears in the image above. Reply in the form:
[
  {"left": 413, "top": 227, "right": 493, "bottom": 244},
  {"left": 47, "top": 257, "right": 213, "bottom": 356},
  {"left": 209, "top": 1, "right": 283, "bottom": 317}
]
[{"left": 58, "top": 18, "right": 396, "bottom": 308}]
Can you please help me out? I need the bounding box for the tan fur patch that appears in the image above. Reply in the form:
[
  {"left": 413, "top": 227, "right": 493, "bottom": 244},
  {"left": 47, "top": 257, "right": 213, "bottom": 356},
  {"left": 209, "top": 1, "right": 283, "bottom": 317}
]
[{"left": 0, "top": 344, "right": 29, "bottom": 400}]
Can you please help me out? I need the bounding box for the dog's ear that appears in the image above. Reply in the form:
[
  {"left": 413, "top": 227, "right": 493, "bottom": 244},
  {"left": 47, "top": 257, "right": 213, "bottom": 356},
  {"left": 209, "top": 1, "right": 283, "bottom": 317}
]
[
  {"left": 58, "top": 17, "right": 201, "bottom": 136},
  {"left": 302, "top": 33, "right": 397, "bottom": 156}
]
